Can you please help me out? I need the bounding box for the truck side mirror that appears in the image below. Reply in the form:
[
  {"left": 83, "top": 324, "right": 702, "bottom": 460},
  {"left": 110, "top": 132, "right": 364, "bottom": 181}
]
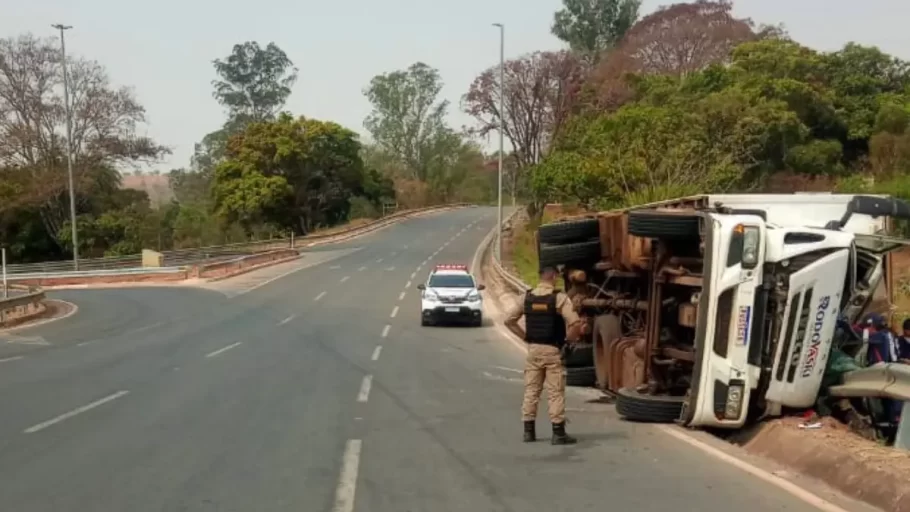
[
  {"left": 417, "top": 284, "right": 426, "bottom": 290},
  {"left": 476, "top": 284, "right": 486, "bottom": 291}
]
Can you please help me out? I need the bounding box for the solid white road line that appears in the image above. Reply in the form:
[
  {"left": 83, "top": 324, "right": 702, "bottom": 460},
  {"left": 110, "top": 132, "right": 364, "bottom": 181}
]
[
  {"left": 371, "top": 345, "right": 382, "bottom": 361},
  {"left": 340, "top": 275, "right": 350, "bottom": 283},
  {"left": 278, "top": 315, "right": 296, "bottom": 325},
  {"left": 24, "top": 390, "right": 130, "bottom": 434},
  {"left": 492, "top": 365, "right": 523, "bottom": 374},
  {"left": 398, "top": 292, "right": 406, "bottom": 301},
  {"left": 357, "top": 375, "right": 373, "bottom": 402},
  {"left": 315, "top": 291, "right": 327, "bottom": 301},
  {"left": 205, "top": 342, "right": 242, "bottom": 358},
  {"left": 331, "top": 439, "right": 363, "bottom": 512},
  {"left": 0, "top": 355, "right": 24, "bottom": 364},
  {"left": 390, "top": 306, "right": 399, "bottom": 318},
  {"left": 381, "top": 325, "right": 390, "bottom": 338}
]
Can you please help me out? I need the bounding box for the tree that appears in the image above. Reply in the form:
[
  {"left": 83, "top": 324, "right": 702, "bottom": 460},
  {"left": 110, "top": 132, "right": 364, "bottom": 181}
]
[
  {"left": 363, "top": 62, "right": 457, "bottom": 184},
  {"left": 617, "top": 1, "right": 758, "bottom": 77},
  {"left": 211, "top": 41, "right": 298, "bottom": 124},
  {"left": 551, "top": 0, "right": 641, "bottom": 60},
  {"left": 212, "top": 114, "right": 372, "bottom": 234},
  {"left": 463, "top": 50, "right": 585, "bottom": 183},
  {"left": 0, "top": 34, "right": 168, "bottom": 252}
]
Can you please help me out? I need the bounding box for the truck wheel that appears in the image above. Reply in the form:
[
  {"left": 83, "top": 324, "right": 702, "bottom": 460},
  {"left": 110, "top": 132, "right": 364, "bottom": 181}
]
[
  {"left": 538, "top": 240, "right": 601, "bottom": 268},
  {"left": 563, "top": 343, "right": 594, "bottom": 368},
  {"left": 538, "top": 218, "right": 600, "bottom": 245},
  {"left": 566, "top": 366, "right": 596, "bottom": 387},
  {"left": 628, "top": 210, "right": 700, "bottom": 240},
  {"left": 615, "top": 388, "right": 685, "bottom": 423}
]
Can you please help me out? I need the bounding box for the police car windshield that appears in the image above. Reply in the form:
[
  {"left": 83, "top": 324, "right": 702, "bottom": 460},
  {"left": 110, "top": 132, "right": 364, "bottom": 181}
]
[{"left": 428, "top": 274, "right": 474, "bottom": 288}]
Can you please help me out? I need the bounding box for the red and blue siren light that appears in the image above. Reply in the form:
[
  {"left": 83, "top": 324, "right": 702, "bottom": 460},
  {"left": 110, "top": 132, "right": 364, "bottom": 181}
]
[{"left": 434, "top": 263, "right": 468, "bottom": 271}]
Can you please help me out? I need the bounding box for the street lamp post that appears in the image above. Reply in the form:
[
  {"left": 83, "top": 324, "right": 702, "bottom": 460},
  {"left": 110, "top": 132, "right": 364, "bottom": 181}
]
[
  {"left": 52, "top": 23, "right": 79, "bottom": 271},
  {"left": 493, "top": 23, "right": 504, "bottom": 262}
]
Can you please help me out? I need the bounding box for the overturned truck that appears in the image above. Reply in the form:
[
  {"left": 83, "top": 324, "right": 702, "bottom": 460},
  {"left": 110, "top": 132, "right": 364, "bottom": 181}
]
[{"left": 537, "top": 194, "right": 910, "bottom": 429}]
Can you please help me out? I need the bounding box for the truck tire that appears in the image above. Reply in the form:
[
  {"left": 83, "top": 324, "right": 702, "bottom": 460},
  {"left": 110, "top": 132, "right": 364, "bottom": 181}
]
[
  {"left": 538, "top": 219, "right": 600, "bottom": 245},
  {"left": 628, "top": 210, "right": 700, "bottom": 240},
  {"left": 615, "top": 388, "right": 685, "bottom": 423},
  {"left": 538, "top": 240, "right": 601, "bottom": 268},
  {"left": 563, "top": 343, "right": 594, "bottom": 368},
  {"left": 566, "top": 366, "right": 596, "bottom": 387}
]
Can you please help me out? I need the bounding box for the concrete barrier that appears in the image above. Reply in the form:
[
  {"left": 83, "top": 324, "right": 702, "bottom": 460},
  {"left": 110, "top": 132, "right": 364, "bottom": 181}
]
[{"left": 0, "top": 285, "right": 47, "bottom": 327}]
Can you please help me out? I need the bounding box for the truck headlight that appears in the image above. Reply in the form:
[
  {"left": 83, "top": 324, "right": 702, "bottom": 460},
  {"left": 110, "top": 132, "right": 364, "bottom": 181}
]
[
  {"left": 741, "top": 226, "right": 760, "bottom": 268},
  {"left": 724, "top": 381, "right": 745, "bottom": 420}
]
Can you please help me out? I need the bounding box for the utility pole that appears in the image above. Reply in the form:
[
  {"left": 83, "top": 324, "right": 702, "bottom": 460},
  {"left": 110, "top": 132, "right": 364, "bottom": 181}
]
[
  {"left": 52, "top": 23, "right": 79, "bottom": 271},
  {"left": 493, "top": 23, "right": 504, "bottom": 262}
]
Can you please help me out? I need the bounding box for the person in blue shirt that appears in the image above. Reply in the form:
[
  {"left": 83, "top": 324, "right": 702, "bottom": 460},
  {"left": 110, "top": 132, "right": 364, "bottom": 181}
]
[
  {"left": 897, "top": 318, "right": 910, "bottom": 364},
  {"left": 858, "top": 313, "right": 902, "bottom": 426}
]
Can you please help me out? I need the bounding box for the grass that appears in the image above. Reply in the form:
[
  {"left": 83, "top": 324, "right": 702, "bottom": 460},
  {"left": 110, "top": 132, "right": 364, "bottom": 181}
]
[{"left": 508, "top": 208, "right": 576, "bottom": 288}]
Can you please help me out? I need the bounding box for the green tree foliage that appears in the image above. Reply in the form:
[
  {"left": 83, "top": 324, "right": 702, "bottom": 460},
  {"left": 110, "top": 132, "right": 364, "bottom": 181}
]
[
  {"left": 551, "top": 0, "right": 641, "bottom": 60},
  {"left": 212, "top": 114, "right": 385, "bottom": 234},
  {"left": 533, "top": 15, "right": 910, "bottom": 210}
]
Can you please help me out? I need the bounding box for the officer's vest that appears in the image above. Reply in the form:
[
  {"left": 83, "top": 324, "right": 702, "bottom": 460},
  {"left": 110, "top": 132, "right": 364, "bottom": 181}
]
[{"left": 524, "top": 292, "right": 566, "bottom": 346}]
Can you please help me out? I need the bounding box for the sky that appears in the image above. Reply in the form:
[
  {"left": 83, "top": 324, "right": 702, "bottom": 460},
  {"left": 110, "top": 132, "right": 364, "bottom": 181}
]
[{"left": 3, "top": 0, "right": 910, "bottom": 171}]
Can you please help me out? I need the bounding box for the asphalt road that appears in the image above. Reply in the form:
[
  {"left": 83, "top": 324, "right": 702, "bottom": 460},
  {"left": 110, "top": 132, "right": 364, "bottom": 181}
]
[{"left": 0, "top": 207, "right": 875, "bottom": 512}]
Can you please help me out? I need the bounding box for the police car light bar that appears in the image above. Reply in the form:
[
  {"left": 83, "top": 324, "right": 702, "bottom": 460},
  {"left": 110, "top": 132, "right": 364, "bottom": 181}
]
[{"left": 434, "top": 264, "right": 468, "bottom": 271}]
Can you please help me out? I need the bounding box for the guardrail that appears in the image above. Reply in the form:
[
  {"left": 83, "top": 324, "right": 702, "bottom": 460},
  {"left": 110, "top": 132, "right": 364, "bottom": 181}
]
[
  {"left": 0, "top": 283, "right": 46, "bottom": 327},
  {"left": 5, "top": 203, "right": 468, "bottom": 276},
  {"left": 490, "top": 208, "right": 531, "bottom": 294}
]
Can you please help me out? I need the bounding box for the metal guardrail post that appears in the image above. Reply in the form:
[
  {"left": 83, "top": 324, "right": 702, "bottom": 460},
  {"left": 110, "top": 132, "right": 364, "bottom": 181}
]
[{"left": 2, "top": 247, "right": 7, "bottom": 298}]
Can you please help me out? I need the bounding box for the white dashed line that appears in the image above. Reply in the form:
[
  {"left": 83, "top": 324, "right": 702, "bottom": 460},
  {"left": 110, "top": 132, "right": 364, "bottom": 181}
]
[
  {"left": 358, "top": 266, "right": 367, "bottom": 272},
  {"left": 386, "top": 266, "right": 395, "bottom": 271},
  {"left": 376, "top": 258, "right": 383, "bottom": 263},
  {"left": 371, "top": 345, "right": 382, "bottom": 361},
  {"left": 0, "top": 355, "right": 24, "bottom": 364},
  {"left": 315, "top": 291, "right": 327, "bottom": 301},
  {"left": 410, "top": 272, "right": 416, "bottom": 279},
  {"left": 390, "top": 306, "right": 399, "bottom": 318},
  {"left": 76, "top": 340, "right": 98, "bottom": 347},
  {"left": 278, "top": 315, "right": 296, "bottom": 325},
  {"left": 332, "top": 439, "right": 363, "bottom": 512},
  {"left": 398, "top": 292, "right": 406, "bottom": 301},
  {"left": 24, "top": 390, "right": 130, "bottom": 434},
  {"left": 357, "top": 375, "right": 373, "bottom": 402},
  {"left": 381, "top": 325, "right": 390, "bottom": 338},
  {"left": 340, "top": 275, "right": 350, "bottom": 283},
  {"left": 330, "top": 265, "right": 341, "bottom": 269},
  {"left": 205, "top": 342, "right": 242, "bottom": 358},
  {"left": 405, "top": 280, "right": 411, "bottom": 288}
]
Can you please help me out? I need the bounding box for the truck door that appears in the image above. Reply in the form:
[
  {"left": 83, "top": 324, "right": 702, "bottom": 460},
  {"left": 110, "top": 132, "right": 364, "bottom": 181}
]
[
  {"left": 685, "top": 214, "right": 766, "bottom": 429},
  {"left": 765, "top": 248, "right": 850, "bottom": 408}
]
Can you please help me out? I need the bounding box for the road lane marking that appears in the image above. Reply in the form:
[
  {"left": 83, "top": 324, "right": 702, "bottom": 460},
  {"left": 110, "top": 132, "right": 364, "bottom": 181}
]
[
  {"left": 390, "top": 306, "right": 399, "bottom": 318},
  {"left": 332, "top": 439, "right": 362, "bottom": 512},
  {"left": 492, "top": 365, "right": 523, "bottom": 374},
  {"left": 330, "top": 265, "right": 341, "bottom": 269},
  {"left": 205, "top": 342, "right": 242, "bottom": 358},
  {"left": 340, "top": 275, "right": 350, "bottom": 283},
  {"left": 278, "top": 315, "right": 296, "bottom": 325},
  {"left": 0, "top": 355, "right": 23, "bottom": 364},
  {"left": 385, "top": 266, "right": 395, "bottom": 271},
  {"left": 381, "top": 325, "right": 390, "bottom": 338},
  {"left": 376, "top": 258, "right": 383, "bottom": 263},
  {"left": 357, "top": 375, "right": 373, "bottom": 402},
  {"left": 410, "top": 272, "right": 416, "bottom": 279},
  {"left": 405, "top": 280, "right": 411, "bottom": 288},
  {"left": 24, "top": 390, "right": 130, "bottom": 434},
  {"left": 371, "top": 346, "right": 382, "bottom": 361},
  {"left": 315, "top": 291, "right": 327, "bottom": 301},
  {"left": 398, "top": 292, "right": 406, "bottom": 300},
  {"left": 358, "top": 266, "right": 367, "bottom": 272},
  {"left": 76, "top": 340, "right": 99, "bottom": 347}
]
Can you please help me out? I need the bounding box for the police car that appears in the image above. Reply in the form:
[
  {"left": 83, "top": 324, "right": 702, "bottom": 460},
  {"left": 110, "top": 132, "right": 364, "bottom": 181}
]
[{"left": 417, "top": 264, "right": 485, "bottom": 327}]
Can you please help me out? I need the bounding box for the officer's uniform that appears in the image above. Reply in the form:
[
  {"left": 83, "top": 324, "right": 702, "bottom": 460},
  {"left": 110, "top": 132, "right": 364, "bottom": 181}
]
[{"left": 505, "top": 281, "right": 582, "bottom": 444}]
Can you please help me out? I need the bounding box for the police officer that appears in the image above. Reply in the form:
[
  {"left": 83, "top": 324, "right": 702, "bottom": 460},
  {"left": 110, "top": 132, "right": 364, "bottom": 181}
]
[{"left": 505, "top": 266, "right": 584, "bottom": 445}]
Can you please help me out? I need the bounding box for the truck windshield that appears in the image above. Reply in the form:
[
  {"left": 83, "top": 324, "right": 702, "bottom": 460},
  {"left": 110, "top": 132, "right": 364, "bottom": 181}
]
[{"left": 428, "top": 274, "right": 474, "bottom": 288}]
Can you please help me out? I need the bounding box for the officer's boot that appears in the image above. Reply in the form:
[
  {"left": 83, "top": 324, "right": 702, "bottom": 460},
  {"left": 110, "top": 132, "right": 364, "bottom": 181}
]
[
  {"left": 523, "top": 421, "right": 536, "bottom": 442},
  {"left": 551, "top": 422, "right": 577, "bottom": 445}
]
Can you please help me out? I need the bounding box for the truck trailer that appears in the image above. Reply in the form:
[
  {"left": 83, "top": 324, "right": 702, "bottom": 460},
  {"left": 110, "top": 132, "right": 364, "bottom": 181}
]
[{"left": 535, "top": 193, "right": 910, "bottom": 429}]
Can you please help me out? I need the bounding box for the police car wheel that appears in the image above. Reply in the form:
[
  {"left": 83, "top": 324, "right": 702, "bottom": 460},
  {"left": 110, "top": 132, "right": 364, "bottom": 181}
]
[{"left": 615, "top": 388, "right": 684, "bottom": 423}]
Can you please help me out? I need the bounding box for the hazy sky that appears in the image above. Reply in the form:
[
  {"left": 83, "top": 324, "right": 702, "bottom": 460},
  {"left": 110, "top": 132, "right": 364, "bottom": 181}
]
[{"left": 3, "top": 0, "right": 910, "bottom": 171}]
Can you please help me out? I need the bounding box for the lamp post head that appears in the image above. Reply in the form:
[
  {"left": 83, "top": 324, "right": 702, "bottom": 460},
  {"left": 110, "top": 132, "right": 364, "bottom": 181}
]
[{"left": 51, "top": 24, "right": 73, "bottom": 30}]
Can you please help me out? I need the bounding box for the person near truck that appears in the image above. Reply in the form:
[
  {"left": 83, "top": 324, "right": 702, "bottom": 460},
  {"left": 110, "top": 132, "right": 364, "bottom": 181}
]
[
  {"left": 857, "top": 313, "right": 903, "bottom": 426},
  {"left": 897, "top": 318, "right": 910, "bottom": 364},
  {"left": 504, "top": 266, "right": 584, "bottom": 445}
]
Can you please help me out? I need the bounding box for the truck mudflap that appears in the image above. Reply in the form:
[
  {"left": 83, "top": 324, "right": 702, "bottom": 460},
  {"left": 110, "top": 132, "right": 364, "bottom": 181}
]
[{"left": 683, "top": 213, "right": 766, "bottom": 429}]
